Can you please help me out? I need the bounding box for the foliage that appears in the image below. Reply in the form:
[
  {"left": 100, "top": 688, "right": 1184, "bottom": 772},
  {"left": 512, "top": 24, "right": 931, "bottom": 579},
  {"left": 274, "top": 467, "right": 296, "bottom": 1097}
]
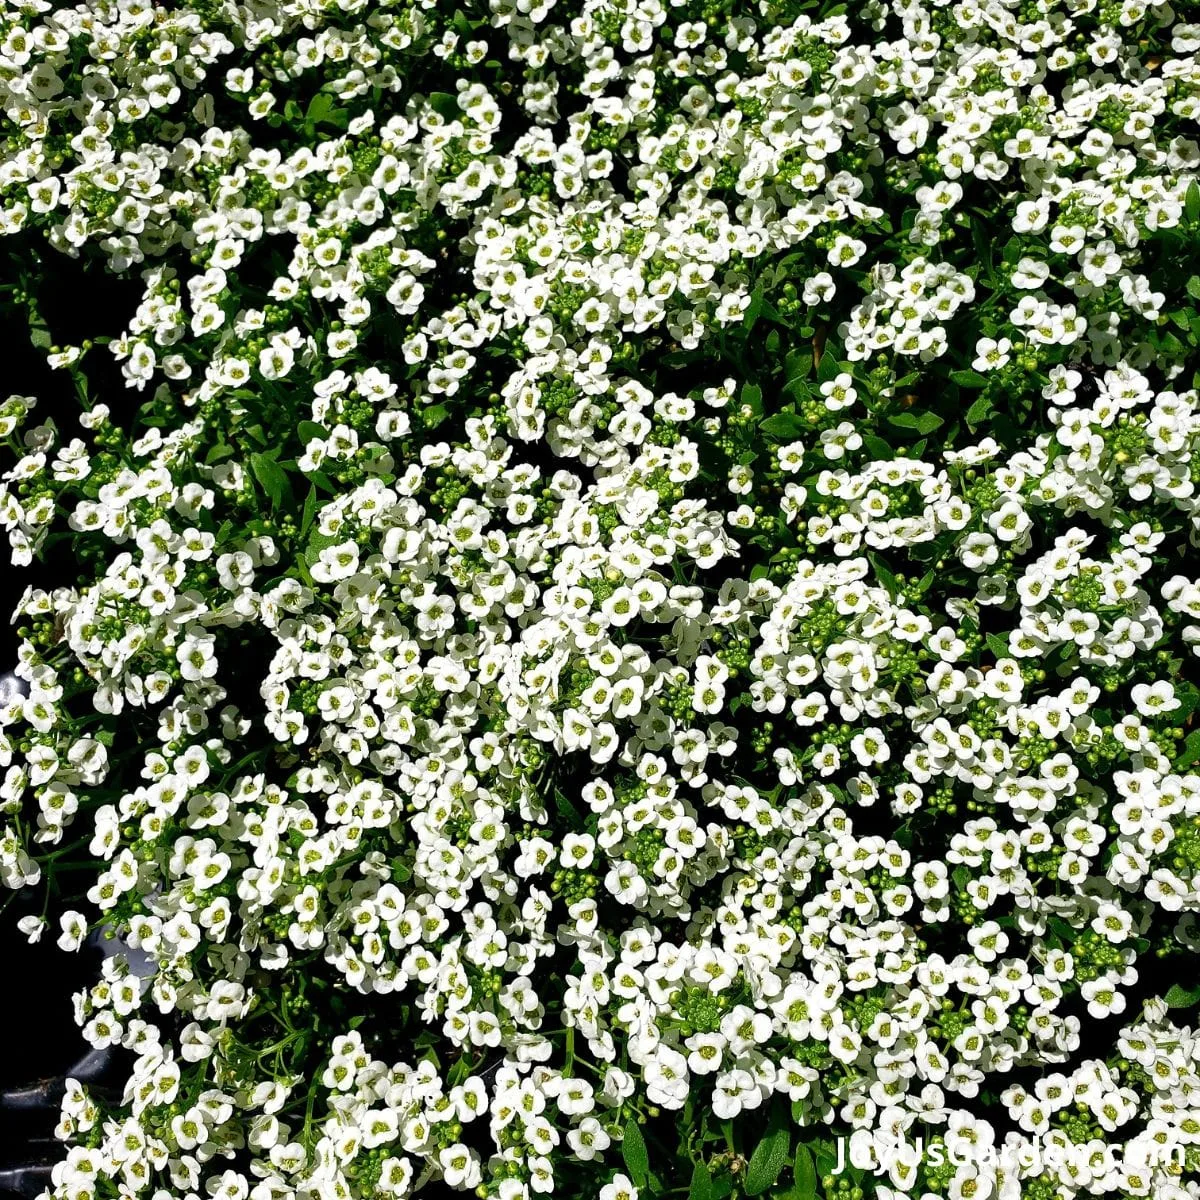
[{"left": 2, "top": 1, "right": 1200, "bottom": 1200}]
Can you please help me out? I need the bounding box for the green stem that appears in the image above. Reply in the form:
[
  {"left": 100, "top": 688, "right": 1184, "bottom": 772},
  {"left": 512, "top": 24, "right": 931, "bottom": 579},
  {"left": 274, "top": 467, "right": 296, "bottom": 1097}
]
[{"left": 723, "top": 1120, "right": 736, "bottom": 1156}]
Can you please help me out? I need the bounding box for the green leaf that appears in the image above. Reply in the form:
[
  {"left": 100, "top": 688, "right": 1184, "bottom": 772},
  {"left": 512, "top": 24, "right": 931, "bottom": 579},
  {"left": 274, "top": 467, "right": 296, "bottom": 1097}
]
[
  {"left": 772, "top": 251, "right": 808, "bottom": 280},
  {"left": 306, "top": 93, "right": 333, "bottom": 124},
  {"left": 950, "top": 368, "right": 989, "bottom": 388},
  {"left": 1173, "top": 728, "right": 1200, "bottom": 770},
  {"left": 965, "top": 394, "right": 994, "bottom": 429},
  {"left": 986, "top": 632, "right": 1010, "bottom": 661},
  {"left": 250, "top": 451, "right": 290, "bottom": 510},
  {"left": 305, "top": 93, "right": 348, "bottom": 130},
  {"left": 1172, "top": 682, "right": 1200, "bottom": 720},
  {"left": 759, "top": 411, "right": 806, "bottom": 440},
  {"left": 422, "top": 403, "right": 451, "bottom": 429},
  {"left": 971, "top": 218, "right": 998, "bottom": 287},
  {"left": 745, "top": 1127, "right": 790, "bottom": 1196},
  {"left": 709, "top": 1174, "right": 733, "bottom": 1200},
  {"left": 757, "top": 297, "right": 784, "bottom": 326},
  {"left": 792, "top": 1145, "right": 817, "bottom": 1200},
  {"left": 1187, "top": 180, "right": 1200, "bottom": 225},
  {"left": 304, "top": 529, "right": 340, "bottom": 566},
  {"left": 621, "top": 1119, "right": 649, "bottom": 1188},
  {"left": 688, "top": 1161, "right": 713, "bottom": 1200},
  {"left": 742, "top": 382, "right": 763, "bottom": 418},
  {"left": 553, "top": 788, "right": 584, "bottom": 828},
  {"left": 888, "top": 410, "right": 943, "bottom": 435},
  {"left": 862, "top": 433, "right": 892, "bottom": 460},
  {"left": 1187, "top": 276, "right": 1200, "bottom": 302},
  {"left": 1158, "top": 329, "right": 1187, "bottom": 360},
  {"left": 428, "top": 91, "right": 460, "bottom": 120},
  {"left": 1164, "top": 981, "right": 1200, "bottom": 1008},
  {"left": 812, "top": 1139, "right": 839, "bottom": 1181},
  {"left": 870, "top": 553, "right": 900, "bottom": 599},
  {"left": 817, "top": 349, "right": 842, "bottom": 384},
  {"left": 783, "top": 375, "right": 812, "bottom": 401},
  {"left": 297, "top": 420, "right": 327, "bottom": 444},
  {"left": 912, "top": 565, "right": 937, "bottom": 596},
  {"left": 784, "top": 348, "right": 810, "bottom": 381},
  {"left": 300, "top": 485, "right": 320, "bottom": 538},
  {"left": 743, "top": 284, "right": 764, "bottom": 332}
]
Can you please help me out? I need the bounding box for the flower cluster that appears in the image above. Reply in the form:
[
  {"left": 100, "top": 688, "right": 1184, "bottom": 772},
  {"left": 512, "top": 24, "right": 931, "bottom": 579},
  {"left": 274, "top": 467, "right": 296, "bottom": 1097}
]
[{"left": 2, "top": 1, "right": 1200, "bottom": 1199}]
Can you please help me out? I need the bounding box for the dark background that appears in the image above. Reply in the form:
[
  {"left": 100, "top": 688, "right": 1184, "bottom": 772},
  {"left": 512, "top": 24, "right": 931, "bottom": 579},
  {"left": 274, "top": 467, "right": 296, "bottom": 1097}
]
[{"left": 1, "top": 243, "right": 141, "bottom": 1195}]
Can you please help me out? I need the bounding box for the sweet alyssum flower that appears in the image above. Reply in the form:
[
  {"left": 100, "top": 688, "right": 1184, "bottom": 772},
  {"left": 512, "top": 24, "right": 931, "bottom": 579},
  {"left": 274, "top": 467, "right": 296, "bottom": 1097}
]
[{"left": 1, "top": 4, "right": 1200, "bottom": 1200}]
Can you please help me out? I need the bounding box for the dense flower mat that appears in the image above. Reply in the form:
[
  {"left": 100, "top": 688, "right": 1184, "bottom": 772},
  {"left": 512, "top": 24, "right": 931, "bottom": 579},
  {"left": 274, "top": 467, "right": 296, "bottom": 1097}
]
[{"left": 2, "top": 0, "right": 1200, "bottom": 1198}]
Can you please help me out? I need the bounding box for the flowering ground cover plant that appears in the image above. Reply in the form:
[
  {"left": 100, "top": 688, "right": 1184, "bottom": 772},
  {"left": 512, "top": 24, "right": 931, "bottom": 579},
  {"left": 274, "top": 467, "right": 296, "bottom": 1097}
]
[{"left": 2, "top": 0, "right": 1200, "bottom": 1197}]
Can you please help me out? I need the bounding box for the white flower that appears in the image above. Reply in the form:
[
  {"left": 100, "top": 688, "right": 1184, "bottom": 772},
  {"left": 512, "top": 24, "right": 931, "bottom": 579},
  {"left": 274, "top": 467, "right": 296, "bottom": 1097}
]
[
  {"left": 258, "top": 340, "right": 295, "bottom": 381},
  {"left": 177, "top": 631, "right": 218, "bottom": 681},
  {"left": 439, "top": 1145, "right": 481, "bottom": 1190},
  {"left": 987, "top": 501, "right": 1031, "bottom": 543},
  {"left": 1130, "top": 680, "right": 1179, "bottom": 717},
  {"left": 310, "top": 540, "right": 360, "bottom": 583},
  {"left": 600, "top": 1174, "right": 639, "bottom": 1200},
  {"left": 820, "top": 373, "right": 857, "bottom": 411},
  {"left": 58, "top": 910, "right": 88, "bottom": 952},
  {"left": 1080, "top": 978, "right": 1126, "bottom": 1020},
  {"left": 17, "top": 913, "right": 46, "bottom": 942},
  {"left": 972, "top": 337, "right": 1012, "bottom": 372},
  {"left": 849, "top": 727, "right": 890, "bottom": 765},
  {"left": 712, "top": 1069, "right": 755, "bottom": 1120}
]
